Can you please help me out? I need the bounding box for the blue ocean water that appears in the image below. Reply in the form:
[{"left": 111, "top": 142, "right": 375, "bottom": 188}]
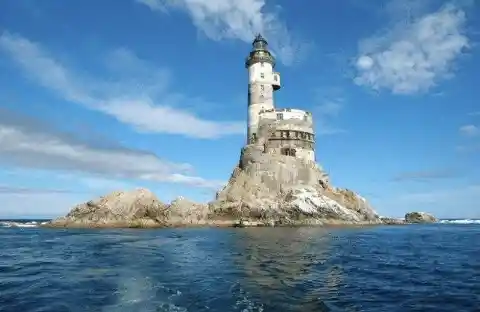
[{"left": 0, "top": 222, "right": 479, "bottom": 312}]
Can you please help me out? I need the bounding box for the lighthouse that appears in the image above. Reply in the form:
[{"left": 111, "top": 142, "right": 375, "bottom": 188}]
[
  {"left": 243, "top": 34, "right": 316, "bottom": 163},
  {"left": 245, "top": 34, "right": 281, "bottom": 144}
]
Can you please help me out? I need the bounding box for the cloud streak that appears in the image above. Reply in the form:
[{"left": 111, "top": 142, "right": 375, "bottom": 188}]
[
  {"left": 392, "top": 168, "right": 459, "bottom": 182},
  {"left": 354, "top": 3, "right": 470, "bottom": 94},
  {"left": 459, "top": 124, "right": 479, "bottom": 137},
  {"left": 398, "top": 184, "right": 480, "bottom": 205},
  {"left": 0, "top": 31, "right": 244, "bottom": 139},
  {"left": 313, "top": 88, "right": 347, "bottom": 135},
  {"left": 385, "top": 184, "right": 480, "bottom": 218},
  {"left": 0, "top": 185, "right": 79, "bottom": 195},
  {"left": 0, "top": 110, "right": 225, "bottom": 189},
  {"left": 135, "top": 0, "right": 309, "bottom": 66}
]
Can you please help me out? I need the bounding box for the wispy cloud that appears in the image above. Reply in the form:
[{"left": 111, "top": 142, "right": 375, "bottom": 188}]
[
  {"left": 135, "top": 0, "right": 309, "bottom": 66},
  {"left": 354, "top": 3, "right": 470, "bottom": 94},
  {"left": 0, "top": 185, "right": 78, "bottom": 195},
  {"left": 392, "top": 168, "right": 459, "bottom": 182},
  {"left": 456, "top": 143, "right": 480, "bottom": 153},
  {"left": 0, "top": 110, "right": 225, "bottom": 189},
  {"left": 459, "top": 124, "right": 480, "bottom": 137},
  {"left": 313, "top": 88, "right": 347, "bottom": 135},
  {"left": 398, "top": 184, "right": 480, "bottom": 204},
  {"left": 317, "top": 100, "right": 344, "bottom": 117},
  {"left": 468, "top": 111, "right": 480, "bottom": 116},
  {"left": 390, "top": 184, "right": 480, "bottom": 218},
  {"left": 0, "top": 31, "right": 244, "bottom": 139},
  {"left": 0, "top": 192, "right": 87, "bottom": 218}
]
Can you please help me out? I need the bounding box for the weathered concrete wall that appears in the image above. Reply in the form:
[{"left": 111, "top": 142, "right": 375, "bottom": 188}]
[
  {"left": 267, "top": 147, "right": 315, "bottom": 162},
  {"left": 255, "top": 116, "right": 316, "bottom": 162},
  {"left": 238, "top": 144, "right": 328, "bottom": 190},
  {"left": 259, "top": 109, "right": 312, "bottom": 124},
  {"left": 259, "top": 115, "right": 313, "bottom": 133}
]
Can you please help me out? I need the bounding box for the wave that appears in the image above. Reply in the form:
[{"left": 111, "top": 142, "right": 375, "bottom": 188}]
[
  {"left": 2, "top": 219, "right": 479, "bottom": 228},
  {"left": 440, "top": 219, "right": 480, "bottom": 225},
  {"left": 0, "top": 220, "right": 49, "bottom": 228}
]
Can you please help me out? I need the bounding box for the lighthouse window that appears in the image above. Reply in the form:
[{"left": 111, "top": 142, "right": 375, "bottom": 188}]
[
  {"left": 261, "top": 62, "right": 264, "bottom": 67},
  {"left": 274, "top": 76, "right": 278, "bottom": 81},
  {"left": 260, "top": 85, "right": 264, "bottom": 91},
  {"left": 260, "top": 73, "right": 264, "bottom": 79},
  {"left": 277, "top": 113, "right": 283, "bottom": 120},
  {"left": 281, "top": 148, "right": 296, "bottom": 157}
]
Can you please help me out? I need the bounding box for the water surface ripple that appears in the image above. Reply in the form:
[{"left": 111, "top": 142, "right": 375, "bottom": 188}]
[{"left": 0, "top": 224, "right": 478, "bottom": 311}]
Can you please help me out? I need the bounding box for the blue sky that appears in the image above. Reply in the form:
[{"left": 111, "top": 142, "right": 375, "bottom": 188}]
[{"left": 0, "top": 0, "right": 479, "bottom": 219}]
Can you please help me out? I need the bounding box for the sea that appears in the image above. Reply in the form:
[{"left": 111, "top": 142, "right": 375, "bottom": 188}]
[{"left": 0, "top": 219, "right": 479, "bottom": 312}]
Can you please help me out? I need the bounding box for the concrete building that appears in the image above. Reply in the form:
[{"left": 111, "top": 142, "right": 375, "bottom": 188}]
[{"left": 245, "top": 34, "right": 316, "bottom": 162}]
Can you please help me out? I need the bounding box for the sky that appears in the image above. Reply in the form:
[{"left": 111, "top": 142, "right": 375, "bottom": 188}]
[{"left": 0, "top": 0, "right": 479, "bottom": 219}]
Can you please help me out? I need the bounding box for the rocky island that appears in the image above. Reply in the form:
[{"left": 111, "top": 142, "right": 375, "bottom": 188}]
[{"left": 46, "top": 34, "right": 437, "bottom": 229}]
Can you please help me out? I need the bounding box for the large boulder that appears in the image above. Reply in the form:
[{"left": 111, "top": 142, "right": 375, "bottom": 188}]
[
  {"left": 47, "top": 188, "right": 169, "bottom": 228},
  {"left": 405, "top": 212, "right": 438, "bottom": 224}
]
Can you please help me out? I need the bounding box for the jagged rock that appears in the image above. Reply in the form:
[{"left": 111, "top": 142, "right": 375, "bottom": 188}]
[
  {"left": 47, "top": 188, "right": 169, "bottom": 228},
  {"left": 405, "top": 212, "right": 438, "bottom": 224},
  {"left": 284, "top": 187, "right": 378, "bottom": 222},
  {"left": 46, "top": 144, "right": 402, "bottom": 228},
  {"left": 47, "top": 189, "right": 219, "bottom": 228},
  {"left": 208, "top": 144, "right": 381, "bottom": 225},
  {"left": 380, "top": 217, "right": 406, "bottom": 225},
  {"left": 166, "top": 197, "right": 211, "bottom": 226}
]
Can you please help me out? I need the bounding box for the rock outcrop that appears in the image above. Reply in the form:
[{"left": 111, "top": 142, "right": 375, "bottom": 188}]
[
  {"left": 48, "top": 189, "right": 169, "bottom": 228},
  {"left": 47, "top": 189, "right": 228, "bottom": 228},
  {"left": 48, "top": 141, "right": 415, "bottom": 228},
  {"left": 165, "top": 197, "right": 212, "bottom": 226},
  {"left": 380, "top": 217, "right": 406, "bottom": 225},
  {"left": 404, "top": 212, "right": 438, "bottom": 224},
  {"left": 207, "top": 142, "right": 382, "bottom": 226}
]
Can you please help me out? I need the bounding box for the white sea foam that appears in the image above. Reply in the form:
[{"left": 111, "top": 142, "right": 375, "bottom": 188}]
[
  {"left": 0, "top": 220, "right": 49, "bottom": 228},
  {"left": 0, "top": 221, "right": 37, "bottom": 228},
  {"left": 440, "top": 219, "right": 480, "bottom": 224}
]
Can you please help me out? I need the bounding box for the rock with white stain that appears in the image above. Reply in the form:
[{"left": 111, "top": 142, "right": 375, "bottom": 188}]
[{"left": 208, "top": 143, "right": 381, "bottom": 225}]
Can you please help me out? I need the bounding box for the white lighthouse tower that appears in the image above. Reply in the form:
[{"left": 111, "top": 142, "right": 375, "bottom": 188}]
[{"left": 245, "top": 34, "right": 281, "bottom": 143}]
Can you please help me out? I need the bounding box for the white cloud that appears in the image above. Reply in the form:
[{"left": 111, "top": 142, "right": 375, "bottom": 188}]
[
  {"left": 0, "top": 120, "right": 225, "bottom": 189},
  {"left": 135, "top": 0, "right": 308, "bottom": 66},
  {"left": 0, "top": 185, "right": 75, "bottom": 194},
  {"left": 0, "top": 31, "right": 244, "bottom": 139},
  {"left": 399, "top": 184, "right": 480, "bottom": 204},
  {"left": 392, "top": 168, "right": 459, "bottom": 182},
  {"left": 468, "top": 111, "right": 480, "bottom": 116},
  {"left": 459, "top": 124, "right": 479, "bottom": 137},
  {"left": 354, "top": 3, "right": 470, "bottom": 94}
]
